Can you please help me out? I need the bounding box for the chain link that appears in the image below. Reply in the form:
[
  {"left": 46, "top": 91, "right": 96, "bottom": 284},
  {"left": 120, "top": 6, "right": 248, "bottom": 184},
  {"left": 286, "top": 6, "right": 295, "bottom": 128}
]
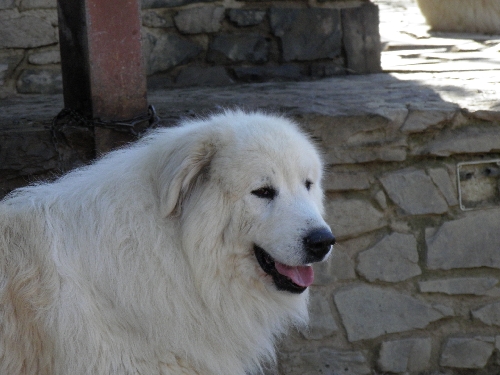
[{"left": 52, "top": 104, "right": 160, "bottom": 137}]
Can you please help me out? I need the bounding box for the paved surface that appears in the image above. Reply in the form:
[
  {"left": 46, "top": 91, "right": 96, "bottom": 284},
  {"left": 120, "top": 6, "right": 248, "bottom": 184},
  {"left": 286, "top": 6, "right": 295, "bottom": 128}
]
[{"left": 375, "top": 0, "right": 500, "bottom": 73}]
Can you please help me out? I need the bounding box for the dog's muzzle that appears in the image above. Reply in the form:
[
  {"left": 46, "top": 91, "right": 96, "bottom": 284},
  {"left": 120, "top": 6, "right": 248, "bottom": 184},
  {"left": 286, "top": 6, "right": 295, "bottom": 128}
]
[{"left": 254, "top": 228, "right": 335, "bottom": 294}]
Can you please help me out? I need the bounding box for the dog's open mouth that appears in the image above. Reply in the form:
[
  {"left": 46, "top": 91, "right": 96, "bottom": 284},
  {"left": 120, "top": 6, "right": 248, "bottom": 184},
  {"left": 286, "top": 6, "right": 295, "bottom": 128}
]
[{"left": 254, "top": 245, "right": 313, "bottom": 294}]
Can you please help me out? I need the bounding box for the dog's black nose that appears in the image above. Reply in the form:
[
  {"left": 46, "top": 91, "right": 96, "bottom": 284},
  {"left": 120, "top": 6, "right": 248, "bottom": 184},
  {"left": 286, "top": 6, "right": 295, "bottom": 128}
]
[{"left": 303, "top": 228, "right": 335, "bottom": 262}]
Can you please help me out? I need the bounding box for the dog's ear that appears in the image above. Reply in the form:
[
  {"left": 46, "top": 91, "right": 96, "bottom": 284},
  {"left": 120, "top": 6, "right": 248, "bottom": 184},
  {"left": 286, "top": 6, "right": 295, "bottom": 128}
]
[{"left": 157, "top": 128, "right": 217, "bottom": 217}]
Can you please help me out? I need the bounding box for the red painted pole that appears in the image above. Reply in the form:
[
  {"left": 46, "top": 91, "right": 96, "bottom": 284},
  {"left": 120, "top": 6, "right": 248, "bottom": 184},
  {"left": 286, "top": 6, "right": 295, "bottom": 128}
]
[{"left": 57, "top": 0, "right": 148, "bottom": 153}]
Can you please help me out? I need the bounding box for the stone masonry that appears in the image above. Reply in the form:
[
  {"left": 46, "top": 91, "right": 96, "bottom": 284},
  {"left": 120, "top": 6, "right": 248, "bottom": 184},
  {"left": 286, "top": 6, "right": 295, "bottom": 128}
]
[
  {"left": 2, "top": 69, "right": 500, "bottom": 374},
  {"left": 0, "top": 0, "right": 380, "bottom": 97}
]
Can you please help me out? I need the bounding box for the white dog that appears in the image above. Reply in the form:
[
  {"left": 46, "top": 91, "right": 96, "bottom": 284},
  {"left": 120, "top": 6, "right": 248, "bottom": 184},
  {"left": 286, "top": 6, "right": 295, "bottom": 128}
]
[
  {"left": 0, "top": 110, "right": 334, "bottom": 375},
  {"left": 417, "top": 0, "right": 500, "bottom": 34}
]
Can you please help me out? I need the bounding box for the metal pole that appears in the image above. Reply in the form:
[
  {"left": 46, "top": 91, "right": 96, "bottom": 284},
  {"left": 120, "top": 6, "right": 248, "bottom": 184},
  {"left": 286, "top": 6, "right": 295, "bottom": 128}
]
[{"left": 57, "top": 0, "right": 148, "bottom": 153}]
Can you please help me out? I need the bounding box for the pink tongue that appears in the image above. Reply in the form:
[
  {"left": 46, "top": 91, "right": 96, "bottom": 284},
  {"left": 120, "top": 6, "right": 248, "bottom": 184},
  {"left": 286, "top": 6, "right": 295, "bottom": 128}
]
[{"left": 274, "top": 262, "right": 314, "bottom": 287}]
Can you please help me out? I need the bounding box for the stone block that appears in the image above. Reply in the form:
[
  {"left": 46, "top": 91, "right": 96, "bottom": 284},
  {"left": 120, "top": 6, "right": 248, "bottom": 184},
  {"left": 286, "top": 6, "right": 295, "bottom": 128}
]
[
  {"left": 313, "top": 248, "right": 356, "bottom": 285},
  {"left": 378, "top": 337, "right": 432, "bottom": 373},
  {"left": 427, "top": 167, "right": 458, "bottom": 206},
  {"left": 281, "top": 348, "right": 370, "bottom": 375},
  {"left": 208, "top": 34, "right": 269, "bottom": 63},
  {"left": 27, "top": 9, "right": 59, "bottom": 27},
  {"left": 440, "top": 337, "right": 494, "bottom": 368},
  {"left": 419, "top": 277, "right": 498, "bottom": 295},
  {"left": 300, "top": 292, "right": 338, "bottom": 340},
  {"left": 19, "top": 0, "right": 56, "bottom": 10},
  {"left": 174, "top": 6, "right": 224, "bottom": 34},
  {"left": 16, "top": 68, "right": 62, "bottom": 94},
  {"left": 324, "top": 169, "right": 373, "bottom": 192},
  {"left": 326, "top": 197, "right": 386, "bottom": 240},
  {"left": 304, "top": 114, "right": 407, "bottom": 165},
  {"left": 143, "top": 31, "right": 202, "bottom": 75},
  {"left": 269, "top": 8, "right": 341, "bottom": 62},
  {"left": 339, "top": 234, "right": 380, "bottom": 258},
  {"left": 142, "top": 9, "right": 174, "bottom": 28},
  {"left": 341, "top": 2, "right": 381, "bottom": 74},
  {"left": 310, "top": 60, "right": 346, "bottom": 77},
  {"left": 146, "top": 74, "right": 174, "bottom": 89},
  {"left": 401, "top": 107, "right": 456, "bottom": 133},
  {"left": 412, "top": 126, "right": 500, "bottom": 156},
  {"left": 357, "top": 233, "right": 421, "bottom": 282},
  {"left": 228, "top": 9, "right": 266, "bottom": 26},
  {"left": 0, "top": 16, "right": 57, "bottom": 48},
  {"left": 472, "top": 301, "right": 500, "bottom": 326},
  {"left": 374, "top": 190, "right": 387, "bottom": 209},
  {"left": 28, "top": 50, "right": 60, "bottom": 65},
  {"left": 426, "top": 209, "right": 500, "bottom": 270},
  {"left": 0, "top": 51, "right": 24, "bottom": 83},
  {"left": 142, "top": 0, "right": 212, "bottom": 9},
  {"left": 0, "top": 64, "right": 6, "bottom": 85},
  {"left": 175, "top": 66, "right": 233, "bottom": 86},
  {"left": 380, "top": 168, "right": 448, "bottom": 215},
  {"left": 232, "top": 65, "right": 302, "bottom": 82},
  {"left": 334, "top": 285, "right": 446, "bottom": 342},
  {"left": 0, "top": 0, "right": 15, "bottom": 9}
]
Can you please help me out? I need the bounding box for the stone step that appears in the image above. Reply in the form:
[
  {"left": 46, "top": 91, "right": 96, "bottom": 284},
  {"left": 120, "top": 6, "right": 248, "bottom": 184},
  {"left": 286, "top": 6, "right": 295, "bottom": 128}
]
[{"left": 1, "top": 70, "right": 499, "bottom": 197}]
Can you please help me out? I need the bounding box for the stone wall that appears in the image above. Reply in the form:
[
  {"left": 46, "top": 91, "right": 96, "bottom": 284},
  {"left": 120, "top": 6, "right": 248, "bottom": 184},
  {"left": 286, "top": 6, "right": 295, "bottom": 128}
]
[
  {"left": 278, "top": 108, "right": 500, "bottom": 373},
  {"left": 0, "top": 0, "right": 380, "bottom": 97},
  {"left": 2, "top": 72, "right": 500, "bottom": 374}
]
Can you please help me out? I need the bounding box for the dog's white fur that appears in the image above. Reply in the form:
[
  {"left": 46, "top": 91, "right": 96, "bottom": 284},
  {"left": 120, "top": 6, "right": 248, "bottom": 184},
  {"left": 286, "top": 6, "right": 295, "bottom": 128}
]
[
  {"left": 0, "top": 111, "right": 331, "bottom": 375},
  {"left": 417, "top": 0, "right": 500, "bottom": 34}
]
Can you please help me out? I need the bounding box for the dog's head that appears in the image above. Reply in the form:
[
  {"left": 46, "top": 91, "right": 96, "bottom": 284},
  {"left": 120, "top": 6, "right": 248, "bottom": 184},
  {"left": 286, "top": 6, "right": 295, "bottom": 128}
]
[{"left": 152, "top": 110, "right": 334, "bottom": 295}]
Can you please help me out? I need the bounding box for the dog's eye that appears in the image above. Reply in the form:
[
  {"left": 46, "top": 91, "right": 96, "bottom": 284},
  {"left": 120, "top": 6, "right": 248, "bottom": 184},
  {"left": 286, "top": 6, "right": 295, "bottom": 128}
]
[
  {"left": 305, "top": 180, "right": 313, "bottom": 191},
  {"left": 251, "top": 186, "right": 277, "bottom": 200}
]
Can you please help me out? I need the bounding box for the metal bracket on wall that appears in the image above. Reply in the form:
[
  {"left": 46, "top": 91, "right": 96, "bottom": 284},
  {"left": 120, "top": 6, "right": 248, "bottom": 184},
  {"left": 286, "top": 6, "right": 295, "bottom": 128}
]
[{"left": 457, "top": 159, "right": 500, "bottom": 211}]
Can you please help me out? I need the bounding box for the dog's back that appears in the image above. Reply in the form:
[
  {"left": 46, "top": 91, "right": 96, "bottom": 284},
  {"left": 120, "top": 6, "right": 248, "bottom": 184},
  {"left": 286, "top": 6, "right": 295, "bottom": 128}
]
[{"left": 0, "top": 199, "right": 57, "bottom": 374}]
